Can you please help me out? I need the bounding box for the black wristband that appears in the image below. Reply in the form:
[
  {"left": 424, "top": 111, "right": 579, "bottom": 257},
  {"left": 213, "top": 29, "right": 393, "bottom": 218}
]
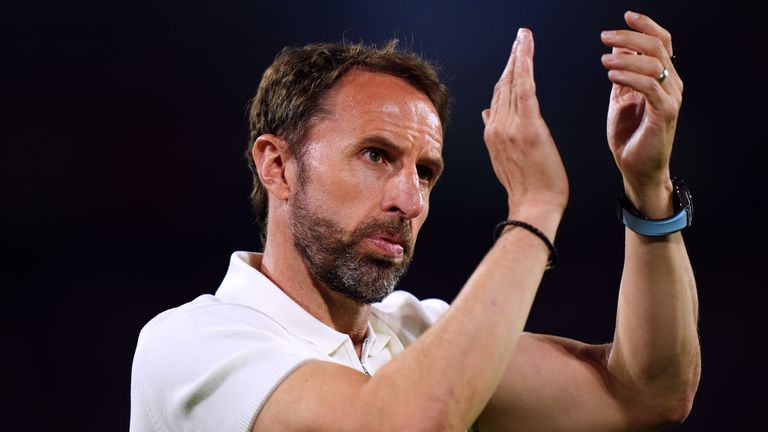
[{"left": 493, "top": 220, "right": 558, "bottom": 270}]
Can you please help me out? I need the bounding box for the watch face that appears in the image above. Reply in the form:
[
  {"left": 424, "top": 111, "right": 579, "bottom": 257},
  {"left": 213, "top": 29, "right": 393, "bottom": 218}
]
[{"left": 672, "top": 177, "right": 693, "bottom": 225}]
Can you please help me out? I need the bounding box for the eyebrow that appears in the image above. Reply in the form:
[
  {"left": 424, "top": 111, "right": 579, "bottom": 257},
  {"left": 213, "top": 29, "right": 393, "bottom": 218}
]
[{"left": 357, "top": 135, "right": 445, "bottom": 180}]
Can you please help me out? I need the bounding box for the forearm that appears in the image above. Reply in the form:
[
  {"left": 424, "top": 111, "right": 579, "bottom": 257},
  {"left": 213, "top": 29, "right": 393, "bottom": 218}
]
[
  {"left": 367, "top": 25, "right": 570, "bottom": 430},
  {"left": 609, "top": 184, "right": 700, "bottom": 418},
  {"left": 365, "top": 209, "right": 560, "bottom": 430}
]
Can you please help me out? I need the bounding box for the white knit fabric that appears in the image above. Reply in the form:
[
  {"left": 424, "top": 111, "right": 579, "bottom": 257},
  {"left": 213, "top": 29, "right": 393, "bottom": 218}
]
[{"left": 130, "top": 251, "right": 449, "bottom": 432}]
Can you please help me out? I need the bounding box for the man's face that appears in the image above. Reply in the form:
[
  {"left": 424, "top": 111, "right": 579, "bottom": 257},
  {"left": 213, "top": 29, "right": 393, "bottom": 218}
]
[{"left": 288, "top": 69, "right": 444, "bottom": 304}]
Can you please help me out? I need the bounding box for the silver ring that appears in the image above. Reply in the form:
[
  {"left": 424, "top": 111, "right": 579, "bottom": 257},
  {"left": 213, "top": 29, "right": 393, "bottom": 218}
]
[{"left": 657, "top": 68, "right": 669, "bottom": 83}]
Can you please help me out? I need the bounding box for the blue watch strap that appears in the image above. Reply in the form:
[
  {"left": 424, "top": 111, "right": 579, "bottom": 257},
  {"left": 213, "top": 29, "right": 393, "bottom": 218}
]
[{"left": 620, "top": 207, "right": 689, "bottom": 237}]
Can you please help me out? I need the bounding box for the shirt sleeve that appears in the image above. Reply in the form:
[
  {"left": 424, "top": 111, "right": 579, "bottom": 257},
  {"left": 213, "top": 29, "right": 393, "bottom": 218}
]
[
  {"left": 371, "top": 290, "right": 450, "bottom": 346},
  {"left": 130, "top": 297, "right": 315, "bottom": 432}
]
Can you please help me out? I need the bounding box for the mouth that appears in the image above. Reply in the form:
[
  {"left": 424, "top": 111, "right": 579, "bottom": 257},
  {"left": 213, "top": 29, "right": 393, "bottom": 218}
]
[{"left": 364, "top": 232, "right": 407, "bottom": 259}]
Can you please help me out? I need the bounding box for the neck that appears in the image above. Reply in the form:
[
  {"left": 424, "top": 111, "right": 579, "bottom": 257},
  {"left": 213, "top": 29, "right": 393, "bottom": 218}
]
[{"left": 259, "top": 230, "right": 370, "bottom": 348}]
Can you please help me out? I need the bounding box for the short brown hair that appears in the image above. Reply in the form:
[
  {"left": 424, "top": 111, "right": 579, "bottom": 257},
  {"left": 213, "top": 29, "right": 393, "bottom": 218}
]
[{"left": 246, "top": 40, "right": 451, "bottom": 244}]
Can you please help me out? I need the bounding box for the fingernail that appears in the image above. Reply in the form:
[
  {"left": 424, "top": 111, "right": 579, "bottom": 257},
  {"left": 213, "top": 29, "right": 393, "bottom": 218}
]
[
  {"left": 601, "top": 31, "right": 616, "bottom": 40},
  {"left": 627, "top": 11, "right": 640, "bottom": 20},
  {"left": 517, "top": 28, "right": 528, "bottom": 41},
  {"left": 601, "top": 54, "right": 613, "bottom": 63}
]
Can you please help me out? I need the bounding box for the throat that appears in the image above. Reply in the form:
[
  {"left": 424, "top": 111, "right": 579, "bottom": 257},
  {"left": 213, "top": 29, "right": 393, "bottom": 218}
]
[{"left": 320, "top": 286, "right": 371, "bottom": 347}]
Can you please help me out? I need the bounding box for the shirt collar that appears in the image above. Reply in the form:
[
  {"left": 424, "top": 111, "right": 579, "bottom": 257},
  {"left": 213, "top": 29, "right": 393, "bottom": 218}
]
[
  {"left": 367, "top": 316, "right": 392, "bottom": 357},
  {"left": 215, "top": 251, "right": 350, "bottom": 356}
]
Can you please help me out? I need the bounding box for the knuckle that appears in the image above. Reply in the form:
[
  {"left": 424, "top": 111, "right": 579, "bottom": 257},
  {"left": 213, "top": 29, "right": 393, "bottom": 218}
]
[
  {"left": 660, "top": 99, "right": 679, "bottom": 119},
  {"left": 663, "top": 30, "right": 673, "bottom": 44},
  {"left": 647, "top": 76, "right": 662, "bottom": 91},
  {"left": 517, "top": 92, "right": 533, "bottom": 105},
  {"left": 484, "top": 125, "right": 505, "bottom": 143},
  {"left": 516, "top": 82, "right": 536, "bottom": 101},
  {"left": 502, "top": 126, "right": 519, "bottom": 142},
  {"left": 674, "top": 92, "right": 683, "bottom": 107},
  {"left": 493, "top": 80, "right": 509, "bottom": 94}
]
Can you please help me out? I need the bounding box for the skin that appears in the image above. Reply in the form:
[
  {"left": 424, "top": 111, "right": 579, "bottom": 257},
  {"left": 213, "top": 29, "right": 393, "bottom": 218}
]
[
  {"left": 253, "top": 68, "right": 444, "bottom": 350},
  {"left": 250, "top": 10, "right": 699, "bottom": 432}
]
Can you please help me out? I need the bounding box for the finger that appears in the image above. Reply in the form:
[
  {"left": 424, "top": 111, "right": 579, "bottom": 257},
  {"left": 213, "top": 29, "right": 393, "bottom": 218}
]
[
  {"left": 601, "top": 52, "right": 665, "bottom": 82},
  {"left": 490, "top": 37, "right": 519, "bottom": 118},
  {"left": 500, "top": 37, "right": 519, "bottom": 82},
  {"left": 600, "top": 28, "right": 681, "bottom": 92},
  {"left": 601, "top": 52, "right": 681, "bottom": 97},
  {"left": 513, "top": 28, "right": 541, "bottom": 118},
  {"left": 612, "top": 46, "right": 636, "bottom": 56},
  {"left": 607, "top": 68, "right": 670, "bottom": 109},
  {"left": 623, "top": 11, "right": 674, "bottom": 58},
  {"left": 601, "top": 30, "right": 669, "bottom": 62},
  {"left": 482, "top": 108, "right": 490, "bottom": 125}
]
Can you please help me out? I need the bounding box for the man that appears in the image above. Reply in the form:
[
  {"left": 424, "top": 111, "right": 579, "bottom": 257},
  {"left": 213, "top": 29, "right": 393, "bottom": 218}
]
[{"left": 131, "top": 11, "right": 700, "bottom": 431}]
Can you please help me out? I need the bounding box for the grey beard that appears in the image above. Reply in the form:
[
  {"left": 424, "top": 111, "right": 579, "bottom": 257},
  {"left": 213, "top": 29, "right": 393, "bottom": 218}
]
[{"left": 289, "top": 190, "right": 414, "bottom": 304}]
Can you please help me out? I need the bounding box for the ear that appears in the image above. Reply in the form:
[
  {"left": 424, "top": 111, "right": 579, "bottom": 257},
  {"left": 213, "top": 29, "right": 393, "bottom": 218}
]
[{"left": 252, "top": 134, "right": 294, "bottom": 201}]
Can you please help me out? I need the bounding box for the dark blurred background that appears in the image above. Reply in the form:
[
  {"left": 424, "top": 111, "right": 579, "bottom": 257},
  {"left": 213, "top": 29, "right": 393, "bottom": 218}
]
[{"left": 4, "top": 0, "right": 765, "bottom": 429}]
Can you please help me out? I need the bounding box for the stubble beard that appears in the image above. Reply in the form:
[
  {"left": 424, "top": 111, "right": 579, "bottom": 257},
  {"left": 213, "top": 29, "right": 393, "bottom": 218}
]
[{"left": 289, "top": 181, "right": 415, "bottom": 304}]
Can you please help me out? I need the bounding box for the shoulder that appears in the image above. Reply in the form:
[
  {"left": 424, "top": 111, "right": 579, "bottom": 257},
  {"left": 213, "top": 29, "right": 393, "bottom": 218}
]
[
  {"left": 137, "top": 294, "right": 292, "bottom": 343},
  {"left": 371, "top": 290, "right": 450, "bottom": 345},
  {"left": 131, "top": 295, "right": 315, "bottom": 432},
  {"left": 133, "top": 294, "right": 316, "bottom": 382}
]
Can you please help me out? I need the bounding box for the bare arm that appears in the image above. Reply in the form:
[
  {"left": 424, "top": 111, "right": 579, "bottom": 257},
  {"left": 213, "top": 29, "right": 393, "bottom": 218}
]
[
  {"left": 254, "top": 28, "right": 568, "bottom": 432},
  {"left": 477, "top": 11, "right": 700, "bottom": 431},
  {"left": 255, "top": 216, "right": 560, "bottom": 432},
  {"left": 475, "top": 216, "right": 699, "bottom": 431},
  {"left": 604, "top": 10, "right": 700, "bottom": 424}
]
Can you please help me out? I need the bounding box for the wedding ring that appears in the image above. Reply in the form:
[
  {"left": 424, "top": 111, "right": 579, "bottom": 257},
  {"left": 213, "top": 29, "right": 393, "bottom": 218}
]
[{"left": 657, "top": 68, "right": 669, "bottom": 83}]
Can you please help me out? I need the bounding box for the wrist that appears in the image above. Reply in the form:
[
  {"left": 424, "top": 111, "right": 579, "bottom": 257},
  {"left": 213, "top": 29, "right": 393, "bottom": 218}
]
[
  {"left": 622, "top": 177, "right": 674, "bottom": 219},
  {"left": 494, "top": 219, "right": 558, "bottom": 269},
  {"left": 617, "top": 176, "right": 693, "bottom": 237},
  {"left": 506, "top": 204, "right": 563, "bottom": 243}
]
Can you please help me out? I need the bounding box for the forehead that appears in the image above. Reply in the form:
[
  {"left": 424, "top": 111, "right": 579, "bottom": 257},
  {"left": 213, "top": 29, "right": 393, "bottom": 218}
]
[{"left": 316, "top": 69, "right": 444, "bottom": 146}]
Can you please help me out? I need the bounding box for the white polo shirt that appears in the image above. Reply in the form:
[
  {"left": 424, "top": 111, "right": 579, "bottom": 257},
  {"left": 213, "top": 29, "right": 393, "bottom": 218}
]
[{"left": 130, "top": 251, "right": 450, "bottom": 432}]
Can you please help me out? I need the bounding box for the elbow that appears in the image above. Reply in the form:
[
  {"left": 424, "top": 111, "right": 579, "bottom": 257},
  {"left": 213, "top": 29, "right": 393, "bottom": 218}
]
[
  {"left": 391, "top": 399, "right": 463, "bottom": 432},
  {"left": 406, "top": 415, "right": 454, "bottom": 432},
  {"left": 651, "top": 384, "right": 697, "bottom": 427},
  {"left": 633, "top": 367, "right": 701, "bottom": 429},
  {"left": 399, "top": 391, "right": 477, "bottom": 432},
  {"left": 620, "top": 344, "right": 702, "bottom": 429},
  {"left": 353, "top": 394, "right": 460, "bottom": 432},
  {"left": 659, "top": 355, "right": 702, "bottom": 426},
  {"left": 376, "top": 410, "right": 454, "bottom": 432}
]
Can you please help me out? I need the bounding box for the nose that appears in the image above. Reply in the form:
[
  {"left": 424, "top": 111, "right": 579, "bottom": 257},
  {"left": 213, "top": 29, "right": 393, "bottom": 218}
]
[{"left": 382, "top": 166, "right": 425, "bottom": 219}]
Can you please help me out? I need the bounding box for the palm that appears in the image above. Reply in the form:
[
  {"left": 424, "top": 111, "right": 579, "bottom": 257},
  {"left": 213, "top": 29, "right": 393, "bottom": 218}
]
[{"left": 606, "top": 83, "right": 673, "bottom": 179}]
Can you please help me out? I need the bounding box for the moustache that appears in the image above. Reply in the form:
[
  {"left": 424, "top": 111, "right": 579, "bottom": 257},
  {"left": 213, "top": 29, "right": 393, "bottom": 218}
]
[{"left": 351, "top": 218, "right": 414, "bottom": 256}]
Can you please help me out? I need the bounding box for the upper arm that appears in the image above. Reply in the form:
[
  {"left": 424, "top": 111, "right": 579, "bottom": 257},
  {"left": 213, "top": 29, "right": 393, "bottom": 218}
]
[
  {"left": 131, "top": 303, "right": 316, "bottom": 432},
  {"left": 253, "top": 294, "right": 458, "bottom": 432},
  {"left": 477, "top": 333, "right": 645, "bottom": 432},
  {"left": 252, "top": 360, "right": 371, "bottom": 432},
  {"left": 254, "top": 359, "right": 457, "bottom": 432}
]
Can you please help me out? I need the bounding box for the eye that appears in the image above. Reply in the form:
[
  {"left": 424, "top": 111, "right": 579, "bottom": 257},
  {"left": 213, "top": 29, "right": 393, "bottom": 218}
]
[
  {"left": 363, "top": 148, "right": 385, "bottom": 163},
  {"left": 417, "top": 165, "right": 433, "bottom": 182}
]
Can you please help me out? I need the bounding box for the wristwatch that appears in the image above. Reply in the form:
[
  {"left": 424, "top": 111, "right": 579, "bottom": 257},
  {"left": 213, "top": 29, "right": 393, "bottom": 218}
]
[{"left": 616, "top": 177, "right": 693, "bottom": 237}]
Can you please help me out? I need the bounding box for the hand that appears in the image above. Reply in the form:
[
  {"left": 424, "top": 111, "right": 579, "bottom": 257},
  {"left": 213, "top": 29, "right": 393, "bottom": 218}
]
[
  {"left": 482, "top": 28, "right": 569, "bottom": 229},
  {"left": 601, "top": 11, "right": 683, "bottom": 216}
]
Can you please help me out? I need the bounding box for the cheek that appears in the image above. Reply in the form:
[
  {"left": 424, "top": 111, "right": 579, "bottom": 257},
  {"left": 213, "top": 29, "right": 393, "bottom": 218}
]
[{"left": 307, "top": 164, "right": 385, "bottom": 217}]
